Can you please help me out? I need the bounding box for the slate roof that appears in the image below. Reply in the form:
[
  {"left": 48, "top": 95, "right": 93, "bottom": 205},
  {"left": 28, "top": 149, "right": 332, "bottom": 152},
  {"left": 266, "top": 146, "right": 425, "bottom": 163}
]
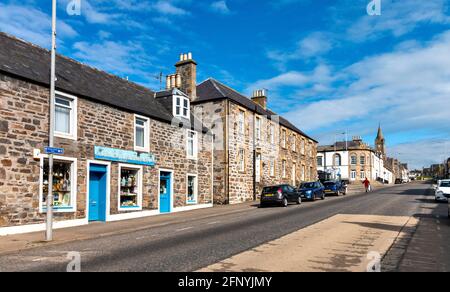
[
  {"left": 195, "top": 78, "right": 318, "bottom": 143},
  {"left": 0, "top": 32, "right": 208, "bottom": 133}
]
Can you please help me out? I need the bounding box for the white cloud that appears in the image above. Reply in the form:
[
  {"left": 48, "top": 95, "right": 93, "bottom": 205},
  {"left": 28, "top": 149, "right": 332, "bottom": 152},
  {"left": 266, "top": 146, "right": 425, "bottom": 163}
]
[
  {"left": 210, "top": 1, "right": 231, "bottom": 14},
  {"left": 72, "top": 40, "right": 160, "bottom": 88},
  {"left": 249, "top": 63, "right": 334, "bottom": 92},
  {"left": 347, "top": 0, "right": 450, "bottom": 41},
  {"left": 267, "top": 32, "right": 334, "bottom": 69},
  {"left": 263, "top": 30, "right": 450, "bottom": 167},
  {"left": 389, "top": 139, "right": 450, "bottom": 169},
  {"left": 153, "top": 0, "right": 189, "bottom": 16},
  {"left": 0, "top": 3, "right": 78, "bottom": 48}
]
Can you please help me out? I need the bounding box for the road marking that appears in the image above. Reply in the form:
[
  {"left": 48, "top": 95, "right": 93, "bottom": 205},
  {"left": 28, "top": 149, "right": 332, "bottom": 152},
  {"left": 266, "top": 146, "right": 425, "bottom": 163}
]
[
  {"left": 208, "top": 221, "right": 220, "bottom": 225},
  {"left": 176, "top": 227, "right": 193, "bottom": 232},
  {"left": 436, "top": 220, "right": 440, "bottom": 224},
  {"left": 136, "top": 236, "right": 146, "bottom": 240}
]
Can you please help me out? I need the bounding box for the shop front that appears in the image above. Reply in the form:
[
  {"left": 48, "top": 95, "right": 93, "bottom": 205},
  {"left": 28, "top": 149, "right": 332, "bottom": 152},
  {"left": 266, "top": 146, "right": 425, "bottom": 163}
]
[{"left": 91, "top": 146, "right": 155, "bottom": 221}]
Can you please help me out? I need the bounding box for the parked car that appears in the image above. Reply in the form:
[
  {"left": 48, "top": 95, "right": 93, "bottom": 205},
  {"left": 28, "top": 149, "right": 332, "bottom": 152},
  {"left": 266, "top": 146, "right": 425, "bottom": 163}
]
[
  {"left": 299, "top": 182, "right": 325, "bottom": 201},
  {"left": 260, "top": 184, "right": 302, "bottom": 207},
  {"left": 323, "top": 180, "right": 347, "bottom": 196},
  {"left": 435, "top": 179, "right": 450, "bottom": 202}
]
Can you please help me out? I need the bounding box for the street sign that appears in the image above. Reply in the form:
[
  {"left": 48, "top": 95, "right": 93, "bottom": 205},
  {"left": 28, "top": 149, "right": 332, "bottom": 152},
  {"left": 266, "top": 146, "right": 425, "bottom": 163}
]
[{"left": 44, "top": 147, "right": 64, "bottom": 155}]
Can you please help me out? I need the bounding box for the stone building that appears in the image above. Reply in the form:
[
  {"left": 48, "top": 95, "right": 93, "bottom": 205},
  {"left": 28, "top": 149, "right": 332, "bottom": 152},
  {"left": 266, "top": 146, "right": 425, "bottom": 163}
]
[
  {"left": 317, "top": 126, "right": 407, "bottom": 184},
  {"left": 317, "top": 136, "right": 387, "bottom": 183},
  {"left": 0, "top": 33, "right": 213, "bottom": 235},
  {"left": 187, "top": 78, "right": 318, "bottom": 204}
]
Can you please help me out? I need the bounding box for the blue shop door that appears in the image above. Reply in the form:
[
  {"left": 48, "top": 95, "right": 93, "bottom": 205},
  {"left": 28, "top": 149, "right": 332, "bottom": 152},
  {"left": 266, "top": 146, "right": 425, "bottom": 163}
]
[
  {"left": 88, "top": 164, "right": 107, "bottom": 222},
  {"left": 159, "top": 172, "right": 172, "bottom": 213}
]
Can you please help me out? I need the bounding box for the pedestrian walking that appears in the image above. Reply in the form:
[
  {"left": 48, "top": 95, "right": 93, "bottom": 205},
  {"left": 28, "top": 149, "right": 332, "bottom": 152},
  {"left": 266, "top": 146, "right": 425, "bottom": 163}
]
[{"left": 363, "top": 178, "right": 371, "bottom": 192}]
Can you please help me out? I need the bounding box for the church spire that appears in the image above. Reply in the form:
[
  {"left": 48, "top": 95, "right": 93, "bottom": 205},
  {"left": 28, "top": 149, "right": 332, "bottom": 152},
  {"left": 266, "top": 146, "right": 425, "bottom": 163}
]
[
  {"left": 376, "top": 123, "right": 384, "bottom": 141},
  {"left": 375, "top": 124, "right": 385, "bottom": 155}
]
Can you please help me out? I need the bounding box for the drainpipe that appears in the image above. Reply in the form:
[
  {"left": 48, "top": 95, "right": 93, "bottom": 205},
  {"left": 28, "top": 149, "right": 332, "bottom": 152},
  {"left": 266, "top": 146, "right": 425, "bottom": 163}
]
[
  {"left": 252, "top": 113, "right": 256, "bottom": 201},
  {"left": 225, "top": 100, "right": 230, "bottom": 204}
]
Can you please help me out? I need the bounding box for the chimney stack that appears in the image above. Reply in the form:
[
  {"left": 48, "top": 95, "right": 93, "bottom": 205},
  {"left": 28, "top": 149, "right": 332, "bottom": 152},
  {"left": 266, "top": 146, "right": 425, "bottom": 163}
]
[
  {"left": 352, "top": 136, "right": 363, "bottom": 142},
  {"left": 175, "top": 52, "right": 197, "bottom": 101},
  {"left": 251, "top": 89, "right": 268, "bottom": 109},
  {"left": 166, "top": 73, "right": 182, "bottom": 90}
]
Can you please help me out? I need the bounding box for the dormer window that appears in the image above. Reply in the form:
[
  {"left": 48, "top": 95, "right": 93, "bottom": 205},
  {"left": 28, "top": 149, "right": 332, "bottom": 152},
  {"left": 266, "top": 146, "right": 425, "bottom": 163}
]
[{"left": 174, "top": 95, "right": 190, "bottom": 119}]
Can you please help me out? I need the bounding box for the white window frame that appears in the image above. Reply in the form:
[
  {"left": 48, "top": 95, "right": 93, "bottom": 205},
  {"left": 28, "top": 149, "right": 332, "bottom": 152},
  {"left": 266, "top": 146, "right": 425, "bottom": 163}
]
[
  {"left": 360, "top": 155, "right": 366, "bottom": 165},
  {"left": 270, "top": 159, "right": 275, "bottom": 177},
  {"left": 173, "top": 95, "right": 190, "bottom": 119},
  {"left": 239, "top": 149, "right": 245, "bottom": 172},
  {"left": 282, "top": 160, "right": 287, "bottom": 178},
  {"left": 134, "top": 114, "right": 150, "bottom": 153},
  {"left": 351, "top": 170, "right": 357, "bottom": 180},
  {"left": 292, "top": 163, "right": 296, "bottom": 186},
  {"left": 351, "top": 155, "right": 358, "bottom": 165},
  {"left": 255, "top": 116, "right": 261, "bottom": 141},
  {"left": 54, "top": 91, "right": 77, "bottom": 141},
  {"left": 186, "top": 129, "right": 198, "bottom": 159},
  {"left": 186, "top": 174, "right": 198, "bottom": 205},
  {"left": 255, "top": 152, "right": 262, "bottom": 183},
  {"left": 39, "top": 155, "right": 77, "bottom": 213},
  {"left": 118, "top": 164, "right": 143, "bottom": 212},
  {"left": 360, "top": 171, "right": 366, "bottom": 180},
  {"left": 301, "top": 139, "right": 305, "bottom": 155},
  {"left": 317, "top": 156, "right": 323, "bottom": 167},
  {"left": 281, "top": 129, "right": 287, "bottom": 148},
  {"left": 292, "top": 135, "right": 297, "bottom": 152},
  {"left": 270, "top": 124, "right": 275, "bottom": 144},
  {"left": 238, "top": 110, "right": 245, "bottom": 135}
]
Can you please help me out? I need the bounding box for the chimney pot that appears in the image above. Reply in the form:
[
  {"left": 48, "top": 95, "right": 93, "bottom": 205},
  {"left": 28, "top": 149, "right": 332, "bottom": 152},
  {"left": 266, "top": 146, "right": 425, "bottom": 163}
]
[{"left": 251, "top": 89, "right": 268, "bottom": 109}]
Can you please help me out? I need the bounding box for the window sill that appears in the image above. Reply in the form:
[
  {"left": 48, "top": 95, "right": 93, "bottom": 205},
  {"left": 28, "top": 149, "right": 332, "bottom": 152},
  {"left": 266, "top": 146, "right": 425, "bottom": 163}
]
[
  {"left": 187, "top": 155, "right": 198, "bottom": 160},
  {"left": 54, "top": 132, "right": 77, "bottom": 141},
  {"left": 41, "top": 206, "right": 76, "bottom": 213},
  {"left": 119, "top": 206, "right": 142, "bottom": 212},
  {"left": 134, "top": 147, "right": 150, "bottom": 153}
]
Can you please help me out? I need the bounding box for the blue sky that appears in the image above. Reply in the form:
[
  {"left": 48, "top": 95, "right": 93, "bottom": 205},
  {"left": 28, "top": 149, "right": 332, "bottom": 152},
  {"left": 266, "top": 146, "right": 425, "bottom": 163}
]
[{"left": 1, "top": 0, "right": 450, "bottom": 168}]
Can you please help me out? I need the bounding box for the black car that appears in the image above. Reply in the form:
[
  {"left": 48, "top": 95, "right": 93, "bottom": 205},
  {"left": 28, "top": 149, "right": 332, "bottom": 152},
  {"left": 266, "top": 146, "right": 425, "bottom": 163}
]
[
  {"left": 323, "top": 180, "right": 347, "bottom": 196},
  {"left": 260, "top": 184, "right": 302, "bottom": 207},
  {"left": 299, "top": 182, "right": 325, "bottom": 201}
]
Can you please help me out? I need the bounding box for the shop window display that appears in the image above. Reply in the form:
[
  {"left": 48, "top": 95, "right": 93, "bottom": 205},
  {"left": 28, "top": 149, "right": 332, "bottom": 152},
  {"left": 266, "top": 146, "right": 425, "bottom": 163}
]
[
  {"left": 120, "top": 168, "right": 140, "bottom": 208},
  {"left": 42, "top": 159, "right": 73, "bottom": 209}
]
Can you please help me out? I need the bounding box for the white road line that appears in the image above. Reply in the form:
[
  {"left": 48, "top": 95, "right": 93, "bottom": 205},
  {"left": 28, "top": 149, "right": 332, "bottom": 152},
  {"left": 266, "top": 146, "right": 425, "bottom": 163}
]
[
  {"left": 176, "top": 227, "right": 193, "bottom": 232},
  {"left": 207, "top": 221, "right": 220, "bottom": 225}
]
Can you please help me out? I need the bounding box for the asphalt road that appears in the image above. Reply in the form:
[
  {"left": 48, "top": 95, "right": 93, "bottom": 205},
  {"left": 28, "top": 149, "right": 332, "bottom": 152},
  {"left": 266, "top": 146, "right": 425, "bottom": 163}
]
[{"left": 0, "top": 182, "right": 436, "bottom": 272}]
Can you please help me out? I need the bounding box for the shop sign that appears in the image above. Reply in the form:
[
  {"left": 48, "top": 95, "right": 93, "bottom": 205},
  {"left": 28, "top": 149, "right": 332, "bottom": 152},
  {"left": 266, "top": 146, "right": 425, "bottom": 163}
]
[{"left": 94, "top": 146, "right": 156, "bottom": 166}]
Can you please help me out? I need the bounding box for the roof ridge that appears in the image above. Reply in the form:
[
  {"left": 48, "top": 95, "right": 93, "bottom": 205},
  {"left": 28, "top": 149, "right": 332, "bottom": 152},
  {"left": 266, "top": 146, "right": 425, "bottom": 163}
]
[
  {"left": 209, "top": 78, "right": 227, "bottom": 98},
  {"left": 211, "top": 78, "right": 249, "bottom": 99}
]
